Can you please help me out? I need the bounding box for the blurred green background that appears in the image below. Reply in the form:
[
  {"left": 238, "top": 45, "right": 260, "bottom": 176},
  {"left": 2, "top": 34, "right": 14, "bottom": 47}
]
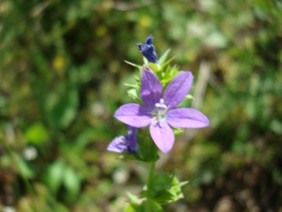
[{"left": 0, "top": 0, "right": 281, "bottom": 211}]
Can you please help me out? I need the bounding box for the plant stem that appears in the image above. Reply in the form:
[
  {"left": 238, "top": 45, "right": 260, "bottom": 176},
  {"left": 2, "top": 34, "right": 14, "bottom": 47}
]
[
  {"left": 145, "top": 162, "right": 156, "bottom": 211},
  {"left": 147, "top": 161, "right": 155, "bottom": 196}
]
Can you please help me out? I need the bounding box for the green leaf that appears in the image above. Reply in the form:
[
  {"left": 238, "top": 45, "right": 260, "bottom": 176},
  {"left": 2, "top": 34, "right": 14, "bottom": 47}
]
[
  {"left": 142, "top": 172, "right": 188, "bottom": 204},
  {"left": 63, "top": 166, "right": 81, "bottom": 198},
  {"left": 25, "top": 122, "right": 48, "bottom": 145},
  {"left": 45, "top": 84, "right": 78, "bottom": 129},
  {"left": 125, "top": 199, "right": 162, "bottom": 212},
  {"left": 126, "top": 192, "right": 142, "bottom": 205},
  {"left": 15, "top": 155, "right": 34, "bottom": 179},
  {"left": 45, "top": 159, "right": 66, "bottom": 193}
]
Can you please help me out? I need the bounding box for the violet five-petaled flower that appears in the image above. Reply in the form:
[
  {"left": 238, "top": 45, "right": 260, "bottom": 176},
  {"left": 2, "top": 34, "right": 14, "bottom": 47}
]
[
  {"left": 114, "top": 68, "right": 209, "bottom": 154},
  {"left": 137, "top": 35, "right": 158, "bottom": 64},
  {"left": 107, "top": 126, "right": 138, "bottom": 153}
]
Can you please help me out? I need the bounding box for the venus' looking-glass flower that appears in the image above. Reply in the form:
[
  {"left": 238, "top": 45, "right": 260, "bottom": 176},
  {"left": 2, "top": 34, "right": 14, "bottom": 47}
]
[
  {"left": 137, "top": 35, "right": 158, "bottom": 64},
  {"left": 114, "top": 68, "right": 209, "bottom": 154},
  {"left": 107, "top": 126, "right": 137, "bottom": 153}
]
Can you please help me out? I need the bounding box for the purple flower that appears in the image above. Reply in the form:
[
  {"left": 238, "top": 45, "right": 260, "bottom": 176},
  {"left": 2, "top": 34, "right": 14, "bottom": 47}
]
[
  {"left": 107, "top": 126, "right": 138, "bottom": 154},
  {"left": 137, "top": 35, "right": 158, "bottom": 64},
  {"left": 114, "top": 69, "right": 209, "bottom": 154}
]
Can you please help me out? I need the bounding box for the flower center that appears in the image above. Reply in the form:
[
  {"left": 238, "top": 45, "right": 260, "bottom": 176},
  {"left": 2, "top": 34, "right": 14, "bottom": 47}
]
[{"left": 152, "top": 98, "right": 169, "bottom": 125}]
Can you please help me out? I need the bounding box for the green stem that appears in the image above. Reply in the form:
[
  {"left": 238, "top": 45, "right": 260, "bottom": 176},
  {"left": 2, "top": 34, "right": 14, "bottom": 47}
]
[
  {"left": 147, "top": 161, "right": 156, "bottom": 196},
  {"left": 145, "top": 162, "right": 156, "bottom": 211}
]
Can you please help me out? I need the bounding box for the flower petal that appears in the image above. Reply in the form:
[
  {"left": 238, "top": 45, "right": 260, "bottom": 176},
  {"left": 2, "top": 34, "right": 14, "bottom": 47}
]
[
  {"left": 167, "top": 108, "right": 209, "bottom": 128},
  {"left": 150, "top": 121, "right": 175, "bottom": 154},
  {"left": 163, "top": 71, "right": 193, "bottom": 108},
  {"left": 107, "top": 126, "right": 138, "bottom": 154},
  {"left": 141, "top": 69, "right": 162, "bottom": 108},
  {"left": 114, "top": 103, "right": 151, "bottom": 127},
  {"left": 126, "top": 126, "right": 138, "bottom": 153},
  {"left": 107, "top": 136, "right": 128, "bottom": 153}
]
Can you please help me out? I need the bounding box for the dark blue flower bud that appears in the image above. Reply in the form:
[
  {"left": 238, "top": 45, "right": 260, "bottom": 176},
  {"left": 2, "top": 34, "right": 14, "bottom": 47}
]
[{"left": 137, "top": 35, "right": 158, "bottom": 64}]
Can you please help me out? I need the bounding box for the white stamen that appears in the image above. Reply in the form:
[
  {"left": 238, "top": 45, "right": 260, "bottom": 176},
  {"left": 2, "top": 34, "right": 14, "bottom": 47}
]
[
  {"left": 152, "top": 98, "right": 169, "bottom": 125},
  {"left": 155, "top": 98, "right": 167, "bottom": 109}
]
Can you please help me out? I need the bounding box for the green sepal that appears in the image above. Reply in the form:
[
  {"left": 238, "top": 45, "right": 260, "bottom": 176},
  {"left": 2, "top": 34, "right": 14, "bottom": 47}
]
[
  {"left": 127, "top": 88, "right": 139, "bottom": 100},
  {"left": 173, "top": 128, "right": 184, "bottom": 135},
  {"left": 158, "top": 65, "right": 179, "bottom": 88},
  {"left": 124, "top": 60, "right": 142, "bottom": 69},
  {"left": 149, "top": 62, "right": 161, "bottom": 72},
  {"left": 158, "top": 49, "right": 171, "bottom": 65}
]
